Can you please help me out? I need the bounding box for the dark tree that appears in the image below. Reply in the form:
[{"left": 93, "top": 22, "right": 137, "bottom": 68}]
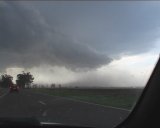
[
  {"left": 0, "top": 74, "right": 13, "bottom": 88},
  {"left": 58, "top": 84, "right": 62, "bottom": 89},
  {"left": 16, "top": 72, "right": 34, "bottom": 88},
  {"left": 51, "top": 83, "right": 55, "bottom": 89}
]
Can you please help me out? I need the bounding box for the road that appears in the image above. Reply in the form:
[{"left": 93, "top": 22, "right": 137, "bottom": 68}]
[{"left": 0, "top": 90, "right": 130, "bottom": 128}]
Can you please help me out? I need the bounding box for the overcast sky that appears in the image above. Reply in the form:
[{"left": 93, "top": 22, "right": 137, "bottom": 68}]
[{"left": 0, "top": 1, "right": 159, "bottom": 88}]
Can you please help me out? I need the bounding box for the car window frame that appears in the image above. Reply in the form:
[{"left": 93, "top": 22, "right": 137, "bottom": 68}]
[{"left": 116, "top": 55, "right": 160, "bottom": 128}]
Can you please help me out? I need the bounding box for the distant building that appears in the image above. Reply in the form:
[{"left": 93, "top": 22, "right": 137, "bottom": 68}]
[{"left": 32, "top": 84, "right": 37, "bottom": 88}]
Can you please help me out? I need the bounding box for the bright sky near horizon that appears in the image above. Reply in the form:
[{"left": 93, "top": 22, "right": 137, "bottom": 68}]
[{"left": 0, "top": 1, "right": 160, "bottom": 88}]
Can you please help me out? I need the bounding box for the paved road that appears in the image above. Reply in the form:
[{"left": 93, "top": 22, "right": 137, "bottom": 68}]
[{"left": 0, "top": 90, "right": 130, "bottom": 128}]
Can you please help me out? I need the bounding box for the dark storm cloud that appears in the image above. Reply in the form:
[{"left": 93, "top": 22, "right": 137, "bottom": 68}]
[
  {"left": 0, "top": 2, "right": 112, "bottom": 71},
  {"left": 38, "top": 2, "right": 160, "bottom": 56},
  {"left": 1, "top": 1, "right": 160, "bottom": 72}
]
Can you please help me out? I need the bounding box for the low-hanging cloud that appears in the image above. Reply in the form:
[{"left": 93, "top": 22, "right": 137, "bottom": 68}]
[{"left": 0, "top": 2, "right": 112, "bottom": 71}]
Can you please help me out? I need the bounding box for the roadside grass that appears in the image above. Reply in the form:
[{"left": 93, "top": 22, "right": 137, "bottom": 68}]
[
  {"left": 0, "top": 88, "right": 8, "bottom": 97},
  {"left": 32, "top": 88, "right": 142, "bottom": 110}
]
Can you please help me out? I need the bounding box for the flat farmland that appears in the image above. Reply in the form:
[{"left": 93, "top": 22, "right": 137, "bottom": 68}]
[{"left": 32, "top": 88, "right": 143, "bottom": 110}]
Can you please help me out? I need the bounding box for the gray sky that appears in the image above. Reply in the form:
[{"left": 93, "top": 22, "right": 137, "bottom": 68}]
[{"left": 0, "top": 1, "right": 159, "bottom": 87}]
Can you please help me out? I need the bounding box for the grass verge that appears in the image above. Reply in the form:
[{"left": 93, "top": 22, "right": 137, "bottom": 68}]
[{"left": 32, "top": 88, "right": 142, "bottom": 110}]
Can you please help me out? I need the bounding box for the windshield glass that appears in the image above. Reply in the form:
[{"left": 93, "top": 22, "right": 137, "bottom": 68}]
[{"left": 0, "top": 1, "right": 159, "bottom": 128}]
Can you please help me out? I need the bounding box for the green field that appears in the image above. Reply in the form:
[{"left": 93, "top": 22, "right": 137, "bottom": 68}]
[{"left": 32, "top": 88, "right": 143, "bottom": 110}]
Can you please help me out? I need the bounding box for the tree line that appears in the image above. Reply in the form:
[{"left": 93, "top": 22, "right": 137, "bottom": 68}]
[{"left": 0, "top": 72, "right": 34, "bottom": 88}]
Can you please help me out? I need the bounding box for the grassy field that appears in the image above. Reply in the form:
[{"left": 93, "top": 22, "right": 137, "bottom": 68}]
[{"left": 32, "top": 88, "right": 143, "bottom": 110}]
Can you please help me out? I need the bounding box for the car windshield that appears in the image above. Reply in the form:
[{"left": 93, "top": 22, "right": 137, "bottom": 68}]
[{"left": 0, "top": 1, "right": 159, "bottom": 128}]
